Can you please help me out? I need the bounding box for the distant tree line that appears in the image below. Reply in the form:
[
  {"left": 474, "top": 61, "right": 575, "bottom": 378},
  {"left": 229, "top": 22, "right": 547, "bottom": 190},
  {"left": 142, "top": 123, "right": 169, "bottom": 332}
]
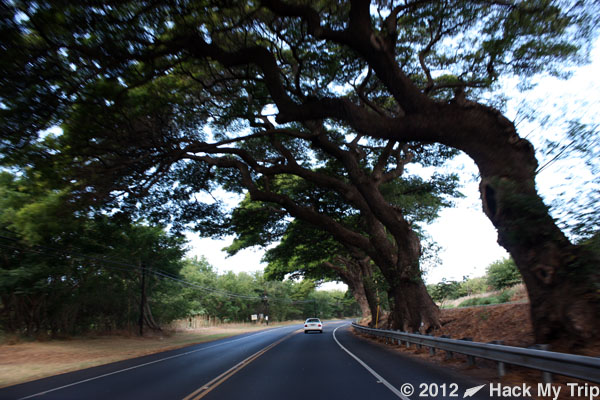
[
  {"left": 176, "top": 256, "right": 359, "bottom": 325},
  {"left": 0, "top": 172, "right": 357, "bottom": 337}
]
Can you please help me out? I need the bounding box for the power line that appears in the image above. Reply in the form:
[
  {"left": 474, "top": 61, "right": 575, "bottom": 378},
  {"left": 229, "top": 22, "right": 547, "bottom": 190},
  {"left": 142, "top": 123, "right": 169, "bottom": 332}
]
[{"left": 0, "top": 235, "right": 316, "bottom": 304}]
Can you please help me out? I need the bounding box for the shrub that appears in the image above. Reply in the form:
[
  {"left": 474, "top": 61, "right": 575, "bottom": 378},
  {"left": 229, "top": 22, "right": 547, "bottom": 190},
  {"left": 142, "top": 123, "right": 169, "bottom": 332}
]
[
  {"left": 459, "top": 276, "right": 489, "bottom": 296},
  {"left": 486, "top": 258, "right": 522, "bottom": 290},
  {"left": 457, "top": 290, "right": 512, "bottom": 307},
  {"left": 428, "top": 279, "right": 462, "bottom": 304}
]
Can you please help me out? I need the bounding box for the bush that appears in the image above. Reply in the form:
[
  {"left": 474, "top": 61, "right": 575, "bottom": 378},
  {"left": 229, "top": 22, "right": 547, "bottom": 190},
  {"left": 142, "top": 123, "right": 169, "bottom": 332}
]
[
  {"left": 459, "top": 276, "right": 489, "bottom": 296},
  {"left": 457, "top": 290, "right": 512, "bottom": 307},
  {"left": 427, "top": 279, "right": 462, "bottom": 303},
  {"left": 486, "top": 258, "right": 522, "bottom": 290}
]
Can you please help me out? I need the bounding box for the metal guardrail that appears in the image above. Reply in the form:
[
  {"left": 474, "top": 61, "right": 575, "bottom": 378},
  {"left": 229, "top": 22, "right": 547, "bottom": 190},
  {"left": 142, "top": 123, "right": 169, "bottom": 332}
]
[{"left": 351, "top": 323, "right": 600, "bottom": 384}]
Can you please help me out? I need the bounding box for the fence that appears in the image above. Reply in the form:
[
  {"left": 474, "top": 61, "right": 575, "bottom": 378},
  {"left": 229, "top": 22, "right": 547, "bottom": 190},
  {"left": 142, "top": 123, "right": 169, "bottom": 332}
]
[{"left": 352, "top": 323, "right": 600, "bottom": 384}]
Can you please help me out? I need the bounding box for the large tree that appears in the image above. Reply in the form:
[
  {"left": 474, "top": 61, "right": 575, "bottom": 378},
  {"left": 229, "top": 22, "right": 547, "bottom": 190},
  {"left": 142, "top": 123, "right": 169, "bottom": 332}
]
[
  {"left": 224, "top": 157, "right": 457, "bottom": 328},
  {"left": 200, "top": 131, "right": 458, "bottom": 331},
  {"left": 1, "top": 0, "right": 598, "bottom": 342},
  {"left": 227, "top": 200, "right": 381, "bottom": 324},
  {"left": 0, "top": 171, "right": 188, "bottom": 335}
]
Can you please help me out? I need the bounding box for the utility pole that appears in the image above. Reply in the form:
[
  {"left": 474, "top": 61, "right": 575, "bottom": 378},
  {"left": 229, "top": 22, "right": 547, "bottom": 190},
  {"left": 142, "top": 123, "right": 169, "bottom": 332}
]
[
  {"left": 262, "top": 292, "right": 269, "bottom": 325},
  {"left": 139, "top": 263, "right": 146, "bottom": 336}
]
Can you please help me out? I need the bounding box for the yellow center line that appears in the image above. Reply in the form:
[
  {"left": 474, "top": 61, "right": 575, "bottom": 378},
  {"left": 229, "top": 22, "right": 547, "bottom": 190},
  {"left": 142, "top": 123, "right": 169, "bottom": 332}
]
[{"left": 182, "top": 329, "right": 301, "bottom": 400}]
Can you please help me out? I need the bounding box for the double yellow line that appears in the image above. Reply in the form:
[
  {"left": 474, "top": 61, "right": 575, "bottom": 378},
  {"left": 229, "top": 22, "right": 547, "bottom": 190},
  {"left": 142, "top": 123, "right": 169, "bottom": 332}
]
[{"left": 182, "top": 329, "right": 300, "bottom": 400}]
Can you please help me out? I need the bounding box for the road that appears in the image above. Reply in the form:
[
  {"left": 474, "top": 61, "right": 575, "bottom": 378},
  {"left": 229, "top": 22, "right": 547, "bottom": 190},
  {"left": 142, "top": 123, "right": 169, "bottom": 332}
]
[{"left": 0, "top": 321, "right": 508, "bottom": 400}]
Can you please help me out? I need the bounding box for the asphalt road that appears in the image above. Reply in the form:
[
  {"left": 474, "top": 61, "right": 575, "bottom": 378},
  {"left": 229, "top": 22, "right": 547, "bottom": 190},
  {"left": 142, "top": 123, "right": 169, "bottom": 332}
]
[{"left": 0, "top": 321, "right": 513, "bottom": 400}]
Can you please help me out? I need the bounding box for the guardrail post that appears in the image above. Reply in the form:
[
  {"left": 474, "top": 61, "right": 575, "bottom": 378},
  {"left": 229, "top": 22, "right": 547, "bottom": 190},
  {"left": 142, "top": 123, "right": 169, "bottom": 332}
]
[
  {"left": 489, "top": 341, "right": 506, "bottom": 377},
  {"left": 441, "top": 335, "right": 453, "bottom": 359},
  {"left": 460, "top": 337, "right": 475, "bottom": 366},
  {"left": 394, "top": 330, "right": 401, "bottom": 345},
  {"left": 529, "top": 344, "right": 552, "bottom": 383},
  {"left": 416, "top": 333, "right": 423, "bottom": 350},
  {"left": 426, "top": 334, "right": 436, "bottom": 355}
]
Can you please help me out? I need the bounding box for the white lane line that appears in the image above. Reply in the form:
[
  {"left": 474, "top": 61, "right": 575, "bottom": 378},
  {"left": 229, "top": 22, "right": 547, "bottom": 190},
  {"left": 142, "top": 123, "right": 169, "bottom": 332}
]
[
  {"left": 17, "top": 326, "right": 295, "bottom": 400},
  {"left": 332, "top": 324, "right": 410, "bottom": 400}
]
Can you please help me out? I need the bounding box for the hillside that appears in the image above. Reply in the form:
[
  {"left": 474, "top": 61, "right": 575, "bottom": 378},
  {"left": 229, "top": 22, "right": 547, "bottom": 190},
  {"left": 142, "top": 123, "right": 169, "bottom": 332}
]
[
  {"left": 433, "top": 302, "right": 534, "bottom": 347},
  {"left": 433, "top": 284, "right": 534, "bottom": 347}
]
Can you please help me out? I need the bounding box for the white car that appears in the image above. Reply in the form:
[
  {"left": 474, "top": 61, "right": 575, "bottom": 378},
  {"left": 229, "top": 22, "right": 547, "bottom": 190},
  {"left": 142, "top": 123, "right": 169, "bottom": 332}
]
[{"left": 304, "top": 318, "right": 323, "bottom": 334}]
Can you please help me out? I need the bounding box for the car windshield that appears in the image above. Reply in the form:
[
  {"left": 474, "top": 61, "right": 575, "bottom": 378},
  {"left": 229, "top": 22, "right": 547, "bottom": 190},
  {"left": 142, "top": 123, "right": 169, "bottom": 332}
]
[{"left": 306, "top": 319, "right": 320, "bottom": 323}]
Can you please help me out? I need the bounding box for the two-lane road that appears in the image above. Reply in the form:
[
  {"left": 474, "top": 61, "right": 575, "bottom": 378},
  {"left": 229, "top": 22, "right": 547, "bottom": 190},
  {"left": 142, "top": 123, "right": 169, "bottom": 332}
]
[{"left": 0, "top": 321, "right": 506, "bottom": 399}]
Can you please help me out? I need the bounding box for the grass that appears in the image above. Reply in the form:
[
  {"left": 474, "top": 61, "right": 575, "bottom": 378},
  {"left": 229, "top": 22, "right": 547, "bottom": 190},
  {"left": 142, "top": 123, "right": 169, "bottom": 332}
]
[
  {"left": 457, "top": 289, "right": 512, "bottom": 307},
  {"left": 0, "top": 320, "right": 302, "bottom": 388}
]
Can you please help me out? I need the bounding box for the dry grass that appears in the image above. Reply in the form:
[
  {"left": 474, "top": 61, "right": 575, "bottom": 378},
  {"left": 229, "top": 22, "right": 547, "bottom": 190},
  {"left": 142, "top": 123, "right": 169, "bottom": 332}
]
[
  {"left": 0, "top": 321, "right": 301, "bottom": 388},
  {"left": 440, "top": 284, "right": 528, "bottom": 308}
]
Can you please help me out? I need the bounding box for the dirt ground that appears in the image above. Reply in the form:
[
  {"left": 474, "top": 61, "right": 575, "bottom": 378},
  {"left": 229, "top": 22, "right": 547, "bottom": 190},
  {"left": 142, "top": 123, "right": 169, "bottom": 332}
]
[
  {"left": 0, "top": 322, "right": 298, "bottom": 388},
  {"left": 433, "top": 303, "right": 535, "bottom": 347},
  {"left": 356, "top": 303, "right": 600, "bottom": 400}
]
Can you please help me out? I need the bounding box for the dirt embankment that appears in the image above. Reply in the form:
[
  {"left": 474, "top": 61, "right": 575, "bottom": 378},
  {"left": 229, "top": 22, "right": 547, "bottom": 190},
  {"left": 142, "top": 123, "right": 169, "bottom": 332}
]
[
  {"left": 357, "top": 302, "right": 599, "bottom": 400},
  {"left": 433, "top": 303, "right": 534, "bottom": 347}
]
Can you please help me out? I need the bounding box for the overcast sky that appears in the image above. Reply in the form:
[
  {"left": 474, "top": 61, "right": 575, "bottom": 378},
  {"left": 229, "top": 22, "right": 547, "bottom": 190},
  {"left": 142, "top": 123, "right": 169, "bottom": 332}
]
[{"left": 186, "top": 40, "right": 600, "bottom": 290}]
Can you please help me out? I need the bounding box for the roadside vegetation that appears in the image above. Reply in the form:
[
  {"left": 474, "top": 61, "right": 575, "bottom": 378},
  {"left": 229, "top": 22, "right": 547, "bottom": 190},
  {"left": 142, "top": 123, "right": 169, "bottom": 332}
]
[
  {"left": 427, "top": 258, "right": 525, "bottom": 308},
  {"left": 0, "top": 174, "right": 358, "bottom": 338},
  {"left": 1, "top": 0, "right": 599, "bottom": 350}
]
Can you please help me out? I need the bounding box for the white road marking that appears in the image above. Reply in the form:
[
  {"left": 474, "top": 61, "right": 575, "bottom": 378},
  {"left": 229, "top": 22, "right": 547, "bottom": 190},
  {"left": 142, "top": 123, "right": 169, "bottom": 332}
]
[
  {"left": 332, "top": 324, "right": 410, "bottom": 400},
  {"left": 17, "top": 326, "right": 294, "bottom": 400}
]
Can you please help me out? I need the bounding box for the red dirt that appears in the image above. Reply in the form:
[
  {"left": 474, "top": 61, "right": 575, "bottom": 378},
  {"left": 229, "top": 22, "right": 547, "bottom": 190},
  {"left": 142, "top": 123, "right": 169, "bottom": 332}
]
[{"left": 433, "top": 303, "right": 534, "bottom": 347}]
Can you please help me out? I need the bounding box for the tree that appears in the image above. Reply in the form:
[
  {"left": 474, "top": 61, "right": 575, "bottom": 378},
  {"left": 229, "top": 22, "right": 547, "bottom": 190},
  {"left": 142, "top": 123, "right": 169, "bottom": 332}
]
[
  {"left": 179, "top": 256, "right": 220, "bottom": 318},
  {"left": 0, "top": 171, "right": 188, "bottom": 335},
  {"left": 428, "top": 279, "right": 463, "bottom": 306},
  {"left": 2, "top": 0, "right": 598, "bottom": 343},
  {"left": 260, "top": 218, "right": 380, "bottom": 324},
  {"left": 227, "top": 162, "right": 458, "bottom": 328},
  {"left": 216, "top": 140, "right": 459, "bottom": 331},
  {"left": 222, "top": 193, "right": 380, "bottom": 324},
  {"left": 486, "top": 258, "right": 523, "bottom": 290}
]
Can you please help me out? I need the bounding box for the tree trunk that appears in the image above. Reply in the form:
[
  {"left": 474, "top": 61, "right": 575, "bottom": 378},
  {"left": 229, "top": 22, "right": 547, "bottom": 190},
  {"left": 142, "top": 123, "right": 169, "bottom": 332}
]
[
  {"left": 355, "top": 100, "right": 599, "bottom": 344},
  {"left": 138, "top": 264, "right": 146, "bottom": 336},
  {"left": 445, "top": 103, "right": 600, "bottom": 345},
  {"left": 387, "top": 278, "right": 440, "bottom": 333},
  {"left": 357, "top": 259, "right": 379, "bottom": 327},
  {"left": 350, "top": 282, "right": 372, "bottom": 321},
  {"left": 362, "top": 279, "right": 379, "bottom": 327},
  {"left": 367, "top": 219, "right": 441, "bottom": 332},
  {"left": 143, "top": 302, "right": 162, "bottom": 331},
  {"left": 479, "top": 169, "right": 600, "bottom": 345},
  {"left": 325, "top": 257, "right": 379, "bottom": 325}
]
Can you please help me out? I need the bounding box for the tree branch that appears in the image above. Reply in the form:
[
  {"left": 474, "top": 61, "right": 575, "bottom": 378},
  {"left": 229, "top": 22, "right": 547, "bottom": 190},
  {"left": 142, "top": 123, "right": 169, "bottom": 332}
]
[
  {"left": 186, "top": 154, "right": 372, "bottom": 251},
  {"left": 382, "top": 144, "right": 413, "bottom": 183},
  {"left": 372, "top": 140, "right": 397, "bottom": 181}
]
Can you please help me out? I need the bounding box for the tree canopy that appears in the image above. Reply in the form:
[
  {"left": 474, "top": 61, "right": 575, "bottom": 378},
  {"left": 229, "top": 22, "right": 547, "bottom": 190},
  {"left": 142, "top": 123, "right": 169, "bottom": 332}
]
[{"left": 1, "top": 0, "right": 599, "bottom": 343}]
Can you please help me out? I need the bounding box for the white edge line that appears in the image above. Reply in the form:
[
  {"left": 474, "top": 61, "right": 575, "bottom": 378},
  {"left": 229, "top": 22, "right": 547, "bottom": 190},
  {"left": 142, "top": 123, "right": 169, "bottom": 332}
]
[
  {"left": 17, "top": 326, "right": 292, "bottom": 400},
  {"left": 333, "top": 324, "right": 410, "bottom": 400}
]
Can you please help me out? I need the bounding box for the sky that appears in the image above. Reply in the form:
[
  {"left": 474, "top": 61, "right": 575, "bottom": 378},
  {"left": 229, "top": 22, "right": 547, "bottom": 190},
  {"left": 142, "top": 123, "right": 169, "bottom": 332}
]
[{"left": 185, "top": 39, "right": 600, "bottom": 291}]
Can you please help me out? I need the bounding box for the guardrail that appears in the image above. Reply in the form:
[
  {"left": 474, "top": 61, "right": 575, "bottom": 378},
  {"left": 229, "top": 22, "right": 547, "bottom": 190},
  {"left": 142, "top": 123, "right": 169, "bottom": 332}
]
[{"left": 351, "top": 323, "right": 600, "bottom": 384}]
